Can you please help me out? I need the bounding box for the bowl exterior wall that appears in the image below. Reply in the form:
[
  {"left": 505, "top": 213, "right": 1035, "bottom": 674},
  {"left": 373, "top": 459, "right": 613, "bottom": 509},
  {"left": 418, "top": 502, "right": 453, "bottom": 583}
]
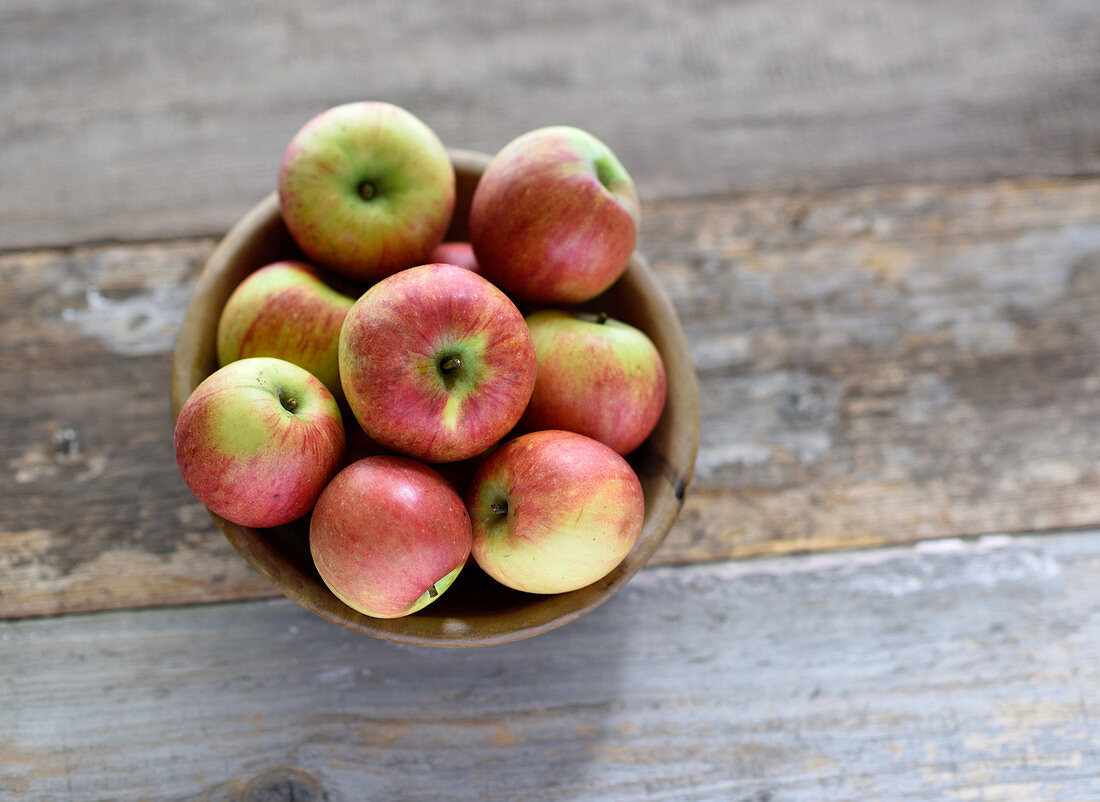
[{"left": 171, "top": 149, "right": 699, "bottom": 647}]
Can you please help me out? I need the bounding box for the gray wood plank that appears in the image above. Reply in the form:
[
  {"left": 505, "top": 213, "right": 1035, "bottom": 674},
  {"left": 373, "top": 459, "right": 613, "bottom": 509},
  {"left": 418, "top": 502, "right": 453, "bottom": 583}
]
[
  {"left": 652, "top": 175, "right": 1100, "bottom": 561},
  {"left": 4, "top": 530, "right": 1100, "bottom": 800},
  {"left": 4, "top": 0, "right": 1100, "bottom": 249}
]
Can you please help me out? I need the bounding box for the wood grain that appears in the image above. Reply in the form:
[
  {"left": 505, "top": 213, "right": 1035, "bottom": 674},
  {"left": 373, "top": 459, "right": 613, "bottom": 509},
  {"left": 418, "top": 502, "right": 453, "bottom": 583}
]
[
  {"left": 652, "top": 175, "right": 1100, "bottom": 561},
  {"left": 1, "top": 239, "right": 276, "bottom": 615},
  {"left": 3, "top": 529, "right": 1099, "bottom": 800},
  {"left": 5, "top": 176, "right": 1100, "bottom": 617},
  {"left": 3, "top": 0, "right": 1100, "bottom": 250}
]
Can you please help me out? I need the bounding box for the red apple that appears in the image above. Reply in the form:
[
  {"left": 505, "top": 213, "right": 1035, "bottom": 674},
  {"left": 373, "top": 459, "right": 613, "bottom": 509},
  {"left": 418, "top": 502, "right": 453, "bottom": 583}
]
[
  {"left": 278, "top": 101, "right": 455, "bottom": 282},
  {"left": 427, "top": 240, "right": 480, "bottom": 274},
  {"left": 309, "top": 455, "right": 472, "bottom": 619},
  {"left": 465, "top": 430, "right": 645, "bottom": 594},
  {"left": 521, "top": 309, "right": 667, "bottom": 455},
  {"left": 174, "top": 357, "right": 345, "bottom": 528},
  {"left": 469, "top": 125, "right": 640, "bottom": 305},
  {"left": 216, "top": 260, "right": 355, "bottom": 399},
  {"left": 339, "top": 263, "right": 536, "bottom": 463}
]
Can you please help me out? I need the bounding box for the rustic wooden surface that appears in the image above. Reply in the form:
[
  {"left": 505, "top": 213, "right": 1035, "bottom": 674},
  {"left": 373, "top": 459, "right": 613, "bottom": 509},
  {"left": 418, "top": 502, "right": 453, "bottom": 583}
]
[
  {"left": 4, "top": 0, "right": 1100, "bottom": 250},
  {"left": 6, "top": 0, "right": 1100, "bottom": 797},
  {"left": 5, "top": 530, "right": 1100, "bottom": 800},
  {"left": 7, "top": 177, "right": 1100, "bottom": 617}
]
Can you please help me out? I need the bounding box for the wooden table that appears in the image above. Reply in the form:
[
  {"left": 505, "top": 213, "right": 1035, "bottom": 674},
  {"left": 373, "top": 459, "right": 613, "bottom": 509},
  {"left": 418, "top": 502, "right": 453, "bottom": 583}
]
[{"left": 6, "top": 2, "right": 1100, "bottom": 798}]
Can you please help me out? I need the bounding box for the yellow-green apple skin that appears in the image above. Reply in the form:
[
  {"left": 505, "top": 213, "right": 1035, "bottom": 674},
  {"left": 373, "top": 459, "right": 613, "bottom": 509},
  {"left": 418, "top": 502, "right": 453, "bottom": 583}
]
[
  {"left": 309, "top": 455, "right": 472, "bottom": 619},
  {"left": 469, "top": 125, "right": 640, "bottom": 305},
  {"left": 173, "top": 357, "right": 345, "bottom": 528},
  {"left": 465, "top": 430, "right": 644, "bottom": 594},
  {"left": 278, "top": 101, "right": 455, "bottom": 282},
  {"left": 522, "top": 310, "right": 666, "bottom": 455},
  {"left": 215, "top": 261, "right": 355, "bottom": 399},
  {"left": 339, "top": 263, "right": 536, "bottom": 463}
]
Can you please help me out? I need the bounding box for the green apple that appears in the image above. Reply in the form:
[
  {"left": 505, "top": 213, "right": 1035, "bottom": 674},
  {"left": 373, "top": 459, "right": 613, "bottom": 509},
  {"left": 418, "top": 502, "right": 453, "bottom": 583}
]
[{"left": 278, "top": 101, "right": 455, "bottom": 282}]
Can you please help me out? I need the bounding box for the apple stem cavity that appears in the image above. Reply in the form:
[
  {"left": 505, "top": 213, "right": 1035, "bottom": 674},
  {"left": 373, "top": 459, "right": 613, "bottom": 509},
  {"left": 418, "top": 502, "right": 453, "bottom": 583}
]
[
  {"left": 277, "top": 388, "right": 299, "bottom": 413},
  {"left": 357, "top": 180, "right": 376, "bottom": 201},
  {"left": 439, "top": 354, "right": 463, "bottom": 374}
]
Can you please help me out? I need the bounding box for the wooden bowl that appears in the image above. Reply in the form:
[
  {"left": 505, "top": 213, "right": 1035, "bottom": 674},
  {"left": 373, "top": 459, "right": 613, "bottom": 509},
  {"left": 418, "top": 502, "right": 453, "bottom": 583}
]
[{"left": 171, "top": 149, "right": 699, "bottom": 647}]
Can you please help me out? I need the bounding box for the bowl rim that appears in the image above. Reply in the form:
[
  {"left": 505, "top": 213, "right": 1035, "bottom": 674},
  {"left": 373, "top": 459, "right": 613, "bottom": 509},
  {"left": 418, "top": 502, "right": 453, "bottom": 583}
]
[{"left": 171, "top": 149, "right": 700, "bottom": 647}]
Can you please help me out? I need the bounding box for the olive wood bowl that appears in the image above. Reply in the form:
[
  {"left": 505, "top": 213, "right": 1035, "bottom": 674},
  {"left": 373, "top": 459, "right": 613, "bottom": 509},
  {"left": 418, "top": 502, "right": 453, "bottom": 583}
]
[{"left": 171, "top": 149, "right": 699, "bottom": 647}]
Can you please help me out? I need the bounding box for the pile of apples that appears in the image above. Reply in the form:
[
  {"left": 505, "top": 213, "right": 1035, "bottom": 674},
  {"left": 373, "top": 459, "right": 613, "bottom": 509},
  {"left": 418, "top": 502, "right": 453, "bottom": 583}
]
[{"left": 174, "top": 101, "right": 667, "bottom": 619}]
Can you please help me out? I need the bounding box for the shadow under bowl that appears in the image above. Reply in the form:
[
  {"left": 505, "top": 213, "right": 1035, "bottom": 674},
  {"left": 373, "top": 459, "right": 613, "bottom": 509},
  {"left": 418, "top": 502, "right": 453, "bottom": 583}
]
[{"left": 171, "top": 149, "right": 700, "bottom": 647}]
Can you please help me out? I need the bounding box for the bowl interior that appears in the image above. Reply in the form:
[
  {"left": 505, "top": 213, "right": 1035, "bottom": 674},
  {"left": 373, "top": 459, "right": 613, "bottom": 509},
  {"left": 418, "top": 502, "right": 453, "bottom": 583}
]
[{"left": 171, "top": 149, "right": 700, "bottom": 647}]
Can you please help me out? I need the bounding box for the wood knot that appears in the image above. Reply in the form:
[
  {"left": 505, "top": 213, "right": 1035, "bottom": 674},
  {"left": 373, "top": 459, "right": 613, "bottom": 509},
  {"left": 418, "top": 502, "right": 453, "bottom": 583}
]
[
  {"left": 53, "top": 427, "right": 83, "bottom": 464},
  {"left": 242, "top": 767, "right": 325, "bottom": 802}
]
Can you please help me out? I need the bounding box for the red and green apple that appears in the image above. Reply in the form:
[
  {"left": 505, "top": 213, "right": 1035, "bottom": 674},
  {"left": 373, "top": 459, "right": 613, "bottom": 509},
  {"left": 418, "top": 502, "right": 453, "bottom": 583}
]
[
  {"left": 215, "top": 260, "right": 355, "bottom": 399},
  {"left": 522, "top": 309, "right": 666, "bottom": 455},
  {"left": 309, "top": 455, "right": 472, "bottom": 619},
  {"left": 278, "top": 101, "right": 455, "bottom": 282},
  {"left": 464, "top": 429, "right": 645, "bottom": 594},
  {"left": 469, "top": 125, "right": 640, "bottom": 305},
  {"left": 174, "top": 357, "right": 345, "bottom": 528},
  {"left": 339, "top": 263, "right": 536, "bottom": 463}
]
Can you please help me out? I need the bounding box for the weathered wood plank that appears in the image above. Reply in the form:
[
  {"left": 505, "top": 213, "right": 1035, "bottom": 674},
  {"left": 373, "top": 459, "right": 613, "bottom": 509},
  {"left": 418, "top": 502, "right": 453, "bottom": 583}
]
[
  {"left": 4, "top": 0, "right": 1100, "bottom": 249},
  {"left": 6, "top": 176, "right": 1100, "bottom": 617},
  {"left": 3, "top": 530, "right": 1100, "bottom": 800},
  {"left": 651, "top": 175, "right": 1100, "bottom": 562},
  {"left": 1, "top": 240, "right": 275, "bottom": 615}
]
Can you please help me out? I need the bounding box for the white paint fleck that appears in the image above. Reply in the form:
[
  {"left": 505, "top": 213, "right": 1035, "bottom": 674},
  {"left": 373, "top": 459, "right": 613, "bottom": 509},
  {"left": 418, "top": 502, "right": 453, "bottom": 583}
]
[
  {"left": 690, "top": 332, "right": 753, "bottom": 371},
  {"left": 695, "top": 441, "right": 774, "bottom": 475},
  {"left": 75, "top": 453, "right": 108, "bottom": 483},
  {"left": 60, "top": 284, "right": 193, "bottom": 357},
  {"left": 315, "top": 666, "right": 357, "bottom": 686},
  {"left": 12, "top": 446, "right": 58, "bottom": 484},
  {"left": 914, "top": 538, "right": 967, "bottom": 554}
]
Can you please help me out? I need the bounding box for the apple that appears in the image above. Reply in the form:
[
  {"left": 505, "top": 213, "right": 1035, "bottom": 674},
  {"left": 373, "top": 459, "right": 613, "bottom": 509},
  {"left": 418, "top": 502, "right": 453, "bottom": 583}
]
[
  {"left": 215, "top": 260, "right": 355, "bottom": 399},
  {"left": 278, "top": 101, "right": 455, "bottom": 282},
  {"left": 465, "top": 430, "right": 645, "bottom": 594},
  {"left": 309, "top": 455, "right": 472, "bottom": 619},
  {"left": 521, "top": 309, "right": 666, "bottom": 455},
  {"left": 427, "top": 240, "right": 480, "bottom": 273},
  {"left": 469, "top": 125, "right": 640, "bottom": 305},
  {"left": 174, "top": 357, "right": 345, "bottom": 528},
  {"left": 339, "top": 263, "right": 536, "bottom": 463}
]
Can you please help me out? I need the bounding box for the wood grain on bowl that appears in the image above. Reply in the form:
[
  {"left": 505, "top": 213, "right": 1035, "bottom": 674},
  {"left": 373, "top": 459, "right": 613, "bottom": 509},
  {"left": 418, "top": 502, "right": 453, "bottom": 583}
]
[{"left": 170, "top": 150, "right": 701, "bottom": 647}]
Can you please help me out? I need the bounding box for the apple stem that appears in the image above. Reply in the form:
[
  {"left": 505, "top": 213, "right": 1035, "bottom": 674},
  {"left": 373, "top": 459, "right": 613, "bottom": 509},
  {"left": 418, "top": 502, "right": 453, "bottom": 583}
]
[
  {"left": 358, "top": 180, "right": 376, "bottom": 200},
  {"left": 439, "top": 355, "right": 463, "bottom": 374},
  {"left": 490, "top": 501, "right": 508, "bottom": 516},
  {"left": 595, "top": 312, "right": 609, "bottom": 325},
  {"left": 278, "top": 389, "right": 298, "bottom": 413},
  {"left": 427, "top": 584, "right": 439, "bottom": 599}
]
